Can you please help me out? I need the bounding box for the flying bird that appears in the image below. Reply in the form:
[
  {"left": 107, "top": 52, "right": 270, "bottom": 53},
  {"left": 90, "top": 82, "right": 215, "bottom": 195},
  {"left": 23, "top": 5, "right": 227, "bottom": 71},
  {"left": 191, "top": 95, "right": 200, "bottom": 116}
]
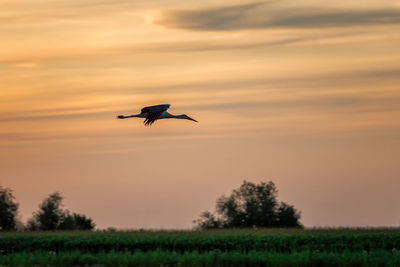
[{"left": 117, "top": 104, "right": 198, "bottom": 126}]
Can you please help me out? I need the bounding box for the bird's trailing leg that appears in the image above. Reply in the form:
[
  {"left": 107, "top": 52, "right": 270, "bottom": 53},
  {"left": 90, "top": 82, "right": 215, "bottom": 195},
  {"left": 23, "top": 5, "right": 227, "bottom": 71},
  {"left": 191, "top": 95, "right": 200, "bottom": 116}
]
[{"left": 116, "top": 114, "right": 143, "bottom": 119}]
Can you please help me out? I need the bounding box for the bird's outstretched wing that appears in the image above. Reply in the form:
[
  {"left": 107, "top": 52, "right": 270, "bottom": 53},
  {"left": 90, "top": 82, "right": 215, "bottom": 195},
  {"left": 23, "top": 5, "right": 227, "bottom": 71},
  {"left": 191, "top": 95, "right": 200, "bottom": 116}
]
[{"left": 141, "top": 104, "right": 170, "bottom": 126}]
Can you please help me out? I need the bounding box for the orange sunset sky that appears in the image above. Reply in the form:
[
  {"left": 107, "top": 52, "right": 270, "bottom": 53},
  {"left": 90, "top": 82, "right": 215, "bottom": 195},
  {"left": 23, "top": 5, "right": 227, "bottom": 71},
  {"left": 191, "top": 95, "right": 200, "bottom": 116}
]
[{"left": 1, "top": 0, "right": 400, "bottom": 229}]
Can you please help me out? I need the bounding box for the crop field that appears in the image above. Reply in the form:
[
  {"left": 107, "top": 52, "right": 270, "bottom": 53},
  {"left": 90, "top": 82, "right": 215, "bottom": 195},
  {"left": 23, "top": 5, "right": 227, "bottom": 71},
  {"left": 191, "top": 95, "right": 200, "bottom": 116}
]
[{"left": 1, "top": 228, "right": 400, "bottom": 266}]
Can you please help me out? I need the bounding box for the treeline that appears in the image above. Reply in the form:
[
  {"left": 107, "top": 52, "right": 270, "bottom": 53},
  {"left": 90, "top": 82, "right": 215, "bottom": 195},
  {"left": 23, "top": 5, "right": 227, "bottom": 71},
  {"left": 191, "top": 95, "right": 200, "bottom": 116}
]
[
  {"left": 194, "top": 181, "right": 302, "bottom": 229},
  {"left": 0, "top": 187, "right": 95, "bottom": 231},
  {"left": 1, "top": 180, "right": 302, "bottom": 231}
]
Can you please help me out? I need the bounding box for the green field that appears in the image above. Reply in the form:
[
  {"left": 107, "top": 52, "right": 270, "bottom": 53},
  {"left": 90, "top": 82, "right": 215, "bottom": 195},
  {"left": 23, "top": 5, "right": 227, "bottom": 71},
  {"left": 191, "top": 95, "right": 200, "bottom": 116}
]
[{"left": 1, "top": 228, "right": 400, "bottom": 266}]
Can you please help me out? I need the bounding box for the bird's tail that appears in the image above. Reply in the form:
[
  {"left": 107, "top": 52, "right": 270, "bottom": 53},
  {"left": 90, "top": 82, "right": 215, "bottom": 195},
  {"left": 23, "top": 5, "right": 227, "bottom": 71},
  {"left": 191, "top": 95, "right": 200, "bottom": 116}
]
[{"left": 117, "top": 115, "right": 126, "bottom": 119}]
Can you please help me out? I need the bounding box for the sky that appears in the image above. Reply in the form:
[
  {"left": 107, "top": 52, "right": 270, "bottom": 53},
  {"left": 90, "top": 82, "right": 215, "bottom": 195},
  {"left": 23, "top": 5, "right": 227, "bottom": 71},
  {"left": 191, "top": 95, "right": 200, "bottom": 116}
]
[{"left": 1, "top": 0, "right": 400, "bottom": 229}]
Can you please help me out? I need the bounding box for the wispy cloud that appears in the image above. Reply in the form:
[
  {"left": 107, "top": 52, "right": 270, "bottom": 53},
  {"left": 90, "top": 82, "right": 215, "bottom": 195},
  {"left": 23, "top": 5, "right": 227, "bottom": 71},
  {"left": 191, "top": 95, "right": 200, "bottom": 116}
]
[
  {"left": 2, "top": 67, "right": 400, "bottom": 124},
  {"left": 156, "top": 1, "right": 400, "bottom": 31},
  {"left": 13, "top": 62, "right": 39, "bottom": 68},
  {"left": 0, "top": 1, "right": 137, "bottom": 25}
]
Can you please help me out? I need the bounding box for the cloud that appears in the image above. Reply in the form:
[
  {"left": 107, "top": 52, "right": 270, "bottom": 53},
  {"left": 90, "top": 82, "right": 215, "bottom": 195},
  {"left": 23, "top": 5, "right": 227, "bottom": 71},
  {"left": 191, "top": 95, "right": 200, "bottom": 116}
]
[
  {"left": 101, "top": 66, "right": 400, "bottom": 97},
  {"left": 116, "top": 37, "right": 308, "bottom": 53},
  {"left": 0, "top": 105, "right": 116, "bottom": 123},
  {"left": 184, "top": 94, "right": 400, "bottom": 116},
  {"left": 14, "top": 62, "right": 39, "bottom": 68},
  {"left": 0, "top": 1, "right": 137, "bottom": 25},
  {"left": 155, "top": 1, "right": 400, "bottom": 31}
]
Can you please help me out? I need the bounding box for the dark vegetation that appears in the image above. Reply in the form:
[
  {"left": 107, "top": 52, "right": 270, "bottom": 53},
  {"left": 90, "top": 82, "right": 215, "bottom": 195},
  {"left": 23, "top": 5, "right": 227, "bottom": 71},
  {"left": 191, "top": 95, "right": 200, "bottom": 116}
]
[
  {"left": 0, "top": 229, "right": 399, "bottom": 266},
  {"left": 1, "top": 249, "right": 400, "bottom": 267},
  {"left": 0, "top": 187, "right": 19, "bottom": 231},
  {"left": 2, "top": 181, "right": 299, "bottom": 232},
  {"left": 0, "top": 188, "right": 94, "bottom": 231},
  {"left": 1, "top": 229, "right": 400, "bottom": 254},
  {"left": 2, "top": 182, "right": 399, "bottom": 265},
  {"left": 26, "top": 192, "right": 95, "bottom": 231},
  {"left": 194, "top": 181, "right": 302, "bottom": 229}
]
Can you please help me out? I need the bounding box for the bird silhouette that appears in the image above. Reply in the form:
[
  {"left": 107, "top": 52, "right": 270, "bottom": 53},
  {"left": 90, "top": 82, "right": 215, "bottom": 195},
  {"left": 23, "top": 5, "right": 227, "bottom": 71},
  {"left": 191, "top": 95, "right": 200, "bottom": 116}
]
[{"left": 117, "top": 104, "right": 198, "bottom": 126}]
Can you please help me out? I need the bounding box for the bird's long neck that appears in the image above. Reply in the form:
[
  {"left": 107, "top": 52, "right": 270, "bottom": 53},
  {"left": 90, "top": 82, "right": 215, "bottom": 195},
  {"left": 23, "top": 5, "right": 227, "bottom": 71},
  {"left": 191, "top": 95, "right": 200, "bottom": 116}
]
[
  {"left": 175, "top": 114, "right": 187, "bottom": 119},
  {"left": 159, "top": 112, "right": 182, "bottom": 119},
  {"left": 164, "top": 113, "right": 185, "bottom": 119}
]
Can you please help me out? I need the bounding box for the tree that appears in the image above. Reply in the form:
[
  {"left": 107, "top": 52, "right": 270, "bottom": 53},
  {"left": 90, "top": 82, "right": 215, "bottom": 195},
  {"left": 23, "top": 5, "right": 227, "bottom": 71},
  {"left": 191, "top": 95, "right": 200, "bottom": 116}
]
[
  {"left": 30, "top": 192, "right": 64, "bottom": 230},
  {"left": 59, "top": 212, "right": 95, "bottom": 230},
  {"left": 277, "top": 202, "right": 302, "bottom": 227},
  {"left": 193, "top": 211, "right": 223, "bottom": 230},
  {"left": 27, "top": 192, "right": 95, "bottom": 231},
  {"left": 194, "top": 181, "right": 302, "bottom": 229},
  {"left": 0, "top": 186, "right": 19, "bottom": 231},
  {"left": 71, "top": 213, "right": 95, "bottom": 230}
]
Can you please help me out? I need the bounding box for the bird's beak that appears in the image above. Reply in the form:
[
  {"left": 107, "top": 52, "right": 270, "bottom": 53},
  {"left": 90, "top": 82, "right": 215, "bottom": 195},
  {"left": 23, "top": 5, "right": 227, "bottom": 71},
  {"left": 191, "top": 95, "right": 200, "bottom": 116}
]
[{"left": 188, "top": 116, "right": 198, "bottom": 122}]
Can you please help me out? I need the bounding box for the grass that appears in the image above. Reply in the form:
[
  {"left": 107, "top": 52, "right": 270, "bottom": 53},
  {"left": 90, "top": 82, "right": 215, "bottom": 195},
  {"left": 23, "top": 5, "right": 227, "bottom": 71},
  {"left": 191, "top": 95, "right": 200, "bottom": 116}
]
[
  {"left": 1, "top": 250, "right": 400, "bottom": 266},
  {"left": 1, "top": 228, "right": 400, "bottom": 253},
  {"left": 1, "top": 228, "right": 400, "bottom": 266}
]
